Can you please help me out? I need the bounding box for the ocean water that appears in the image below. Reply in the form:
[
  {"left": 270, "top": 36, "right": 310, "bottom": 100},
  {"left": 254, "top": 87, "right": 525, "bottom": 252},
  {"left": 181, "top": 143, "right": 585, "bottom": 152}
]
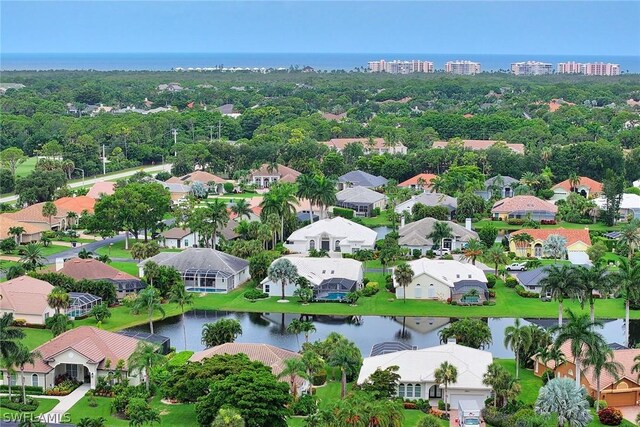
[{"left": 2, "top": 52, "right": 639, "bottom": 73}]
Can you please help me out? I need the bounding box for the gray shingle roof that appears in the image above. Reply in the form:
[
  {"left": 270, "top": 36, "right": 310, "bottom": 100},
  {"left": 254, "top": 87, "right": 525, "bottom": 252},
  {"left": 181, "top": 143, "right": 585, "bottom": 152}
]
[
  {"left": 398, "top": 217, "right": 477, "bottom": 247},
  {"left": 453, "top": 280, "right": 488, "bottom": 294},
  {"left": 141, "top": 248, "right": 248, "bottom": 274},
  {"left": 515, "top": 267, "right": 550, "bottom": 287},
  {"left": 336, "top": 186, "right": 386, "bottom": 204},
  {"left": 484, "top": 175, "right": 519, "bottom": 187},
  {"left": 338, "top": 170, "right": 388, "bottom": 188}
]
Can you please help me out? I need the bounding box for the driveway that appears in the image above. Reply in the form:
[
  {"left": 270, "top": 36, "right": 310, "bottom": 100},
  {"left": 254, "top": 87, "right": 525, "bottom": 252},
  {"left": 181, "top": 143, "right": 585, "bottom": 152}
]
[{"left": 619, "top": 406, "right": 640, "bottom": 424}]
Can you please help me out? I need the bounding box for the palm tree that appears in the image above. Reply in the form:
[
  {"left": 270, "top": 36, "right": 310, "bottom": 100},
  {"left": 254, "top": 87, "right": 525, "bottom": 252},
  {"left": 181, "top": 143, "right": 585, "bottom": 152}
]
[
  {"left": 19, "top": 243, "right": 46, "bottom": 271},
  {"left": 539, "top": 264, "right": 579, "bottom": 326},
  {"left": 277, "top": 357, "right": 309, "bottom": 400},
  {"left": 77, "top": 248, "right": 93, "bottom": 259},
  {"left": 461, "top": 238, "right": 484, "bottom": 265},
  {"left": 47, "top": 287, "right": 70, "bottom": 315},
  {"left": 484, "top": 244, "right": 509, "bottom": 275},
  {"left": 47, "top": 314, "right": 73, "bottom": 337},
  {"left": 312, "top": 175, "right": 337, "bottom": 219},
  {"left": 131, "top": 286, "right": 165, "bottom": 334},
  {"left": 583, "top": 340, "right": 623, "bottom": 412},
  {"left": 482, "top": 362, "right": 521, "bottom": 408},
  {"left": 230, "top": 199, "right": 252, "bottom": 220},
  {"left": 619, "top": 219, "right": 640, "bottom": 262},
  {"left": 520, "top": 172, "right": 539, "bottom": 189},
  {"left": 8, "top": 226, "right": 25, "bottom": 245},
  {"left": 296, "top": 174, "right": 316, "bottom": 223},
  {"left": 260, "top": 182, "right": 298, "bottom": 241},
  {"left": 300, "top": 320, "right": 316, "bottom": 343},
  {"left": 328, "top": 340, "right": 361, "bottom": 398},
  {"left": 510, "top": 232, "right": 533, "bottom": 257},
  {"left": 427, "top": 221, "right": 453, "bottom": 250},
  {"left": 206, "top": 199, "right": 229, "bottom": 249},
  {"left": 574, "top": 265, "right": 611, "bottom": 321},
  {"left": 614, "top": 259, "right": 640, "bottom": 347},
  {"left": 65, "top": 211, "right": 78, "bottom": 230},
  {"left": 504, "top": 318, "right": 532, "bottom": 380},
  {"left": 553, "top": 309, "right": 606, "bottom": 387},
  {"left": 127, "top": 341, "right": 163, "bottom": 392},
  {"left": 143, "top": 261, "right": 161, "bottom": 287},
  {"left": 168, "top": 283, "right": 194, "bottom": 350},
  {"left": 42, "top": 201, "right": 58, "bottom": 229},
  {"left": 287, "top": 319, "right": 303, "bottom": 350},
  {"left": 393, "top": 262, "right": 414, "bottom": 303},
  {"left": 537, "top": 345, "right": 567, "bottom": 382},
  {"left": 267, "top": 258, "right": 298, "bottom": 302},
  {"left": 0, "top": 313, "right": 25, "bottom": 360},
  {"left": 434, "top": 361, "right": 458, "bottom": 415},
  {"left": 13, "top": 345, "right": 42, "bottom": 404},
  {"left": 568, "top": 173, "right": 581, "bottom": 193},
  {"left": 201, "top": 319, "right": 243, "bottom": 347}
]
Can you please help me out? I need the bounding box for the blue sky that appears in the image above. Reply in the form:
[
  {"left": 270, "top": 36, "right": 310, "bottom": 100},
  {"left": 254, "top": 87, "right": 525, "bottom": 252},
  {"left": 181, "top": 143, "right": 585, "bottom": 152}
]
[{"left": 2, "top": 1, "right": 639, "bottom": 55}]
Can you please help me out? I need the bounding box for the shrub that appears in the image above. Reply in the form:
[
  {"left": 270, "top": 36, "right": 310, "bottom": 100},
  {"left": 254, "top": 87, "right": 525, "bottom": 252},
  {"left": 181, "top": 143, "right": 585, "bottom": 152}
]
[
  {"left": 0, "top": 385, "right": 43, "bottom": 395},
  {"left": 416, "top": 414, "right": 441, "bottom": 427},
  {"left": 597, "top": 400, "right": 608, "bottom": 410},
  {"left": 437, "top": 400, "right": 449, "bottom": 411},
  {"left": 403, "top": 401, "right": 417, "bottom": 409},
  {"left": 223, "top": 182, "right": 234, "bottom": 193},
  {"left": 486, "top": 274, "right": 496, "bottom": 288},
  {"left": 541, "top": 370, "right": 555, "bottom": 385},
  {"left": 311, "top": 369, "right": 327, "bottom": 386},
  {"left": 385, "top": 275, "right": 394, "bottom": 292},
  {"left": 244, "top": 288, "right": 268, "bottom": 300},
  {"left": 0, "top": 396, "right": 39, "bottom": 411},
  {"left": 290, "top": 394, "right": 318, "bottom": 416},
  {"left": 482, "top": 407, "right": 512, "bottom": 427},
  {"left": 586, "top": 394, "right": 595, "bottom": 407},
  {"left": 442, "top": 254, "right": 454, "bottom": 260},
  {"left": 333, "top": 207, "right": 354, "bottom": 219},
  {"left": 414, "top": 398, "right": 430, "bottom": 412},
  {"left": 507, "top": 218, "right": 525, "bottom": 225},
  {"left": 412, "top": 249, "right": 422, "bottom": 259},
  {"left": 361, "top": 282, "right": 379, "bottom": 297},
  {"left": 371, "top": 207, "right": 381, "bottom": 217},
  {"left": 505, "top": 276, "right": 518, "bottom": 288},
  {"left": 511, "top": 408, "right": 547, "bottom": 427},
  {"left": 598, "top": 407, "right": 623, "bottom": 426}
]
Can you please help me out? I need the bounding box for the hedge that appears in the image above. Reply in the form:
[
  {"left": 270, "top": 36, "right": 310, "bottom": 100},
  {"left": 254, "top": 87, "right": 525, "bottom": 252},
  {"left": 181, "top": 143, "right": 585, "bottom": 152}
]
[
  {"left": 0, "top": 385, "right": 43, "bottom": 395},
  {"left": 333, "top": 207, "right": 354, "bottom": 219},
  {"left": 0, "top": 396, "right": 39, "bottom": 411}
]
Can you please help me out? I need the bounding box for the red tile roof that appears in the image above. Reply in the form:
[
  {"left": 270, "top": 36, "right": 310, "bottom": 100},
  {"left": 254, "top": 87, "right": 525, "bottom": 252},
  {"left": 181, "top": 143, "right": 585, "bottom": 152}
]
[
  {"left": 168, "top": 171, "right": 227, "bottom": 184},
  {"left": 552, "top": 177, "right": 603, "bottom": 193},
  {"left": 86, "top": 182, "right": 116, "bottom": 199},
  {"left": 250, "top": 164, "right": 301, "bottom": 181},
  {"left": 511, "top": 228, "right": 592, "bottom": 247},
  {"left": 321, "top": 112, "right": 347, "bottom": 121},
  {"left": 0, "top": 215, "right": 49, "bottom": 239},
  {"left": 54, "top": 196, "right": 96, "bottom": 214},
  {"left": 4, "top": 203, "right": 69, "bottom": 226},
  {"left": 491, "top": 195, "right": 558, "bottom": 214},
  {"left": 0, "top": 276, "right": 53, "bottom": 316},
  {"left": 432, "top": 139, "right": 525, "bottom": 155},
  {"left": 58, "top": 258, "right": 138, "bottom": 281},
  {"left": 398, "top": 173, "right": 437, "bottom": 188}
]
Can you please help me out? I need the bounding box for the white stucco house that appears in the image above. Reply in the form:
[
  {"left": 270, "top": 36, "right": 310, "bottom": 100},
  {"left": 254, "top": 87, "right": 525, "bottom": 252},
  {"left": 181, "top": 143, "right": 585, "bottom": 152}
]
[
  {"left": 398, "top": 217, "right": 478, "bottom": 255},
  {"left": 284, "top": 217, "right": 377, "bottom": 254},
  {"left": 1, "top": 326, "right": 143, "bottom": 390},
  {"left": 160, "top": 227, "right": 199, "bottom": 249},
  {"left": 357, "top": 341, "right": 493, "bottom": 408},
  {"left": 261, "top": 256, "right": 364, "bottom": 300},
  {"left": 0, "top": 276, "right": 55, "bottom": 325},
  {"left": 393, "top": 259, "right": 487, "bottom": 301}
]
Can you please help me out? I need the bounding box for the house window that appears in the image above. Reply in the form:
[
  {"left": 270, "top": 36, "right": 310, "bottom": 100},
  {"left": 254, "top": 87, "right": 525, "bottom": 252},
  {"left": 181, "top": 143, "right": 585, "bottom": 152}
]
[
  {"left": 428, "top": 385, "right": 442, "bottom": 398},
  {"left": 335, "top": 240, "right": 341, "bottom": 252},
  {"left": 66, "top": 364, "right": 78, "bottom": 379},
  {"left": 406, "top": 384, "right": 414, "bottom": 398},
  {"left": 398, "top": 384, "right": 405, "bottom": 397},
  {"left": 32, "top": 374, "right": 38, "bottom": 387},
  {"left": 264, "top": 284, "right": 270, "bottom": 293},
  {"left": 414, "top": 384, "right": 421, "bottom": 398},
  {"left": 309, "top": 240, "right": 316, "bottom": 251}
]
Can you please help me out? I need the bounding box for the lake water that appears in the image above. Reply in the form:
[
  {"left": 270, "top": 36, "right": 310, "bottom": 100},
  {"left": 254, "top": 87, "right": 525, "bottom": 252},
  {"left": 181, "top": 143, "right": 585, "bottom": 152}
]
[
  {"left": 373, "top": 226, "right": 392, "bottom": 240},
  {"left": 126, "top": 310, "right": 639, "bottom": 358}
]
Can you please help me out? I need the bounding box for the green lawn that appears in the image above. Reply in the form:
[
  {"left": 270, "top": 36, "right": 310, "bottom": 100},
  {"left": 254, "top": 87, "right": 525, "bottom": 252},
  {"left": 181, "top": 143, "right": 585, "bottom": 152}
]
[
  {"left": 472, "top": 219, "right": 619, "bottom": 232},
  {"left": 359, "top": 214, "right": 393, "bottom": 228},
  {"left": 0, "top": 397, "right": 59, "bottom": 417},
  {"left": 208, "top": 192, "right": 258, "bottom": 200},
  {"left": 37, "top": 244, "right": 69, "bottom": 256},
  {"left": 95, "top": 240, "right": 181, "bottom": 259},
  {"left": 15, "top": 157, "right": 38, "bottom": 178},
  {"left": 110, "top": 261, "right": 139, "bottom": 276},
  {"left": 21, "top": 328, "right": 54, "bottom": 350}
]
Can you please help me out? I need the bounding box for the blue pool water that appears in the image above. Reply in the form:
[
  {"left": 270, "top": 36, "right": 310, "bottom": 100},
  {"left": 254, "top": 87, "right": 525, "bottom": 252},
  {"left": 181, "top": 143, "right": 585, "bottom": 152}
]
[
  {"left": 186, "top": 287, "right": 226, "bottom": 293},
  {"left": 320, "top": 292, "right": 346, "bottom": 301}
]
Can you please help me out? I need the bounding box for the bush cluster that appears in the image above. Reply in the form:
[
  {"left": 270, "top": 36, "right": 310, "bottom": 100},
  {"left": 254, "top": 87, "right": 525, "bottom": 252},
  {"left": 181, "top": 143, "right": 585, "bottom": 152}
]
[
  {"left": 0, "top": 385, "right": 43, "bottom": 395},
  {"left": 598, "top": 407, "right": 623, "bottom": 426},
  {"left": 515, "top": 284, "right": 539, "bottom": 298},
  {"left": 361, "top": 282, "right": 379, "bottom": 297},
  {"left": 290, "top": 394, "right": 318, "bottom": 416},
  {"left": 505, "top": 276, "right": 518, "bottom": 288},
  {"left": 243, "top": 288, "right": 269, "bottom": 300},
  {"left": 0, "top": 396, "right": 39, "bottom": 412}
]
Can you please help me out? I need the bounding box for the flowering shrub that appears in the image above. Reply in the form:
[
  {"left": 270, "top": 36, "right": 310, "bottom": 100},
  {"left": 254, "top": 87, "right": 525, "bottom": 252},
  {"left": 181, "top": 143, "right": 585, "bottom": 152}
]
[
  {"left": 46, "top": 378, "right": 81, "bottom": 396},
  {"left": 598, "top": 407, "right": 623, "bottom": 426}
]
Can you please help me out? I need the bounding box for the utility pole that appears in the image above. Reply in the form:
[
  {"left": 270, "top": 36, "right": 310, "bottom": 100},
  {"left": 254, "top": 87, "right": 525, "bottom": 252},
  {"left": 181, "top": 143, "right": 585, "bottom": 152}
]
[
  {"left": 207, "top": 125, "right": 215, "bottom": 142},
  {"left": 102, "top": 144, "right": 106, "bottom": 175},
  {"left": 171, "top": 128, "right": 178, "bottom": 156}
]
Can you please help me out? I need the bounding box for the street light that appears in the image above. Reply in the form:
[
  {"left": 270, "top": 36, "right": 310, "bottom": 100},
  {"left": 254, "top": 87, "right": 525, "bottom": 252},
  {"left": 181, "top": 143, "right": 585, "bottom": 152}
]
[{"left": 74, "top": 168, "right": 85, "bottom": 185}]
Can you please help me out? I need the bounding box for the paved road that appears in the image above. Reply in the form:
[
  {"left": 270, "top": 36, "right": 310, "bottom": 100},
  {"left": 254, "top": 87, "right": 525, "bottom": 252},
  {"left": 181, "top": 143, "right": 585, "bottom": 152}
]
[
  {"left": 45, "top": 234, "right": 126, "bottom": 263},
  {"left": 0, "top": 163, "right": 172, "bottom": 204}
]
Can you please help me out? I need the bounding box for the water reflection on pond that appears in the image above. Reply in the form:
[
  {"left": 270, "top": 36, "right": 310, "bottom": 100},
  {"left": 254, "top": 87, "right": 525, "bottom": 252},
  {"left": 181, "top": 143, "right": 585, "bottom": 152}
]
[{"left": 126, "top": 311, "right": 638, "bottom": 358}]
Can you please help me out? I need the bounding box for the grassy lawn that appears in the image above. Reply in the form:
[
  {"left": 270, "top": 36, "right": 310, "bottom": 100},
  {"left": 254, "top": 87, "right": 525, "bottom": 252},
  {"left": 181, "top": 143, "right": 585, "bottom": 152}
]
[
  {"left": 167, "top": 351, "right": 194, "bottom": 367},
  {"left": 110, "top": 261, "right": 139, "bottom": 276},
  {"left": 37, "top": 244, "right": 69, "bottom": 256},
  {"left": 15, "top": 157, "right": 38, "bottom": 178},
  {"left": 95, "top": 240, "right": 181, "bottom": 259},
  {"left": 208, "top": 192, "right": 259, "bottom": 200},
  {"left": 52, "top": 237, "right": 96, "bottom": 244},
  {"left": 0, "top": 397, "right": 59, "bottom": 417},
  {"left": 494, "top": 359, "right": 541, "bottom": 405},
  {"left": 472, "top": 219, "right": 619, "bottom": 232},
  {"left": 359, "top": 214, "right": 393, "bottom": 228},
  {"left": 21, "top": 328, "right": 54, "bottom": 350}
]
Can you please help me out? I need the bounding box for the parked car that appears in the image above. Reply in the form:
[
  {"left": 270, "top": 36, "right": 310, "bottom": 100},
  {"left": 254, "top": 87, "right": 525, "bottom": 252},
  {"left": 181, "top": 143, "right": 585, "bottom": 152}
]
[
  {"left": 434, "top": 248, "right": 451, "bottom": 256},
  {"left": 506, "top": 262, "right": 527, "bottom": 271}
]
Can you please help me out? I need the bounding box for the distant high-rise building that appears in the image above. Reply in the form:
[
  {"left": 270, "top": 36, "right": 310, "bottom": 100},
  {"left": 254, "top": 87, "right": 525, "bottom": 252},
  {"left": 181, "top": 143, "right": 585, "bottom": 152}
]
[
  {"left": 557, "top": 62, "right": 620, "bottom": 76},
  {"left": 367, "top": 59, "right": 434, "bottom": 74},
  {"left": 511, "top": 61, "right": 553, "bottom": 76},
  {"left": 445, "top": 60, "right": 481, "bottom": 75}
]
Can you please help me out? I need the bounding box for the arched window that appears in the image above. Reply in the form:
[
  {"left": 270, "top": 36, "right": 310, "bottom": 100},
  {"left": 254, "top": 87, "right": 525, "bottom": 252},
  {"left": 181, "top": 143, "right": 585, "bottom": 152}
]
[
  {"left": 335, "top": 240, "right": 341, "bottom": 252},
  {"left": 428, "top": 385, "right": 442, "bottom": 398},
  {"left": 32, "top": 374, "right": 38, "bottom": 387},
  {"left": 309, "top": 240, "right": 315, "bottom": 251},
  {"left": 414, "top": 383, "right": 421, "bottom": 398},
  {"left": 398, "top": 383, "right": 405, "bottom": 397}
]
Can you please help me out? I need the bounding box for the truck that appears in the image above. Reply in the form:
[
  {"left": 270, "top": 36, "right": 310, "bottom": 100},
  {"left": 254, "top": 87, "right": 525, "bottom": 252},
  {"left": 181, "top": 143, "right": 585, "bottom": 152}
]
[{"left": 457, "top": 400, "right": 482, "bottom": 426}]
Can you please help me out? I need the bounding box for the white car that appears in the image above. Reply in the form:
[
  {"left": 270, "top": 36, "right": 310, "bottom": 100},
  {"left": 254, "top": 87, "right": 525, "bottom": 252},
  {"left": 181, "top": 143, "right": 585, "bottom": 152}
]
[
  {"left": 434, "top": 248, "right": 451, "bottom": 256},
  {"left": 506, "top": 262, "right": 527, "bottom": 271}
]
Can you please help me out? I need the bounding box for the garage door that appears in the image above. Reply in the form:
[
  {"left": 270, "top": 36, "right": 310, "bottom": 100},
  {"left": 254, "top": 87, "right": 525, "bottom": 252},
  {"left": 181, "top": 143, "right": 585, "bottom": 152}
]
[
  {"left": 606, "top": 392, "right": 636, "bottom": 407},
  {"left": 449, "top": 393, "right": 487, "bottom": 409}
]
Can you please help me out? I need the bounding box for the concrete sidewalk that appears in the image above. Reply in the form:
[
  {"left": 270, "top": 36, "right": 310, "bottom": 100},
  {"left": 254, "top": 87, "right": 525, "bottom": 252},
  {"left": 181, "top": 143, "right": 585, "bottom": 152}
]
[{"left": 39, "top": 383, "right": 90, "bottom": 423}]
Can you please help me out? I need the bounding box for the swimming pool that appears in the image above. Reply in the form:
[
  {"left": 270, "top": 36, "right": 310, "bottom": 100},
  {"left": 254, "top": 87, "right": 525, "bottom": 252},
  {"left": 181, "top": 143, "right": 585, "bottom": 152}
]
[
  {"left": 186, "top": 287, "right": 227, "bottom": 293},
  {"left": 318, "top": 292, "right": 346, "bottom": 301}
]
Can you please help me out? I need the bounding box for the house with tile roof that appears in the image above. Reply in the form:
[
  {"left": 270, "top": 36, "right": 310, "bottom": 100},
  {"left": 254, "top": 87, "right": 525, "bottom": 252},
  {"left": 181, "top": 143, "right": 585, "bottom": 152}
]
[
  {"left": 53, "top": 196, "right": 96, "bottom": 215},
  {"left": 86, "top": 182, "right": 116, "bottom": 199},
  {"left": 260, "top": 256, "right": 363, "bottom": 300},
  {"left": 392, "top": 259, "right": 487, "bottom": 301},
  {"left": 509, "top": 228, "right": 592, "bottom": 259},
  {"left": 139, "top": 248, "right": 250, "bottom": 293},
  {"left": 189, "top": 343, "right": 310, "bottom": 395},
  {"left": 432, "top": 139, "right": 525, "bottom": 155},
  {"left": 394, "top": 192, "right": 458, "bottom": 220},
  {"left": 249, "top": 164, "right": 301, "bottom": 189},
  {"left": 335, "top": 186, "right": 387, "bottom": 217},
  {"left": 1, "top": 326, "right": 144, "bottom": 390},
  {"left": 166, "top": 170, "right": 229, "bottom": 194},
  {"left": 533, "top": 341, "right": 640, "bottom": 407},
  {"left": 0, "top": 276, "right": 55, "bottom": 325},
  {"left": 491, "top": 195, "right": 557, "bottom": 222},
  {"left": 0, "top": 215, "right": 48, "bottom": 244},
  {"left": 56, "top": 258, "right": 145, "bottom": 300},
  {"left": 476, "top": 175, "right": 519, "bottom": 200},
  {"left": 3, "top": 202, "right": 71, "bottom": 230},
  {"left": 337, "top": 170, "right": 388, "bottom": 190},
  {"left": 551, "top": 176, "right": 603, "bottom": 202},
  {"left": 398, "top": 217, "right": 478, "bottom": 254},
  {"left": 284, "top": 217, "right": 377, "bottom": 255},
  {"left": 322, "top": 137, "right": 407, "bottom": 155},
  {"left": 357, "top": 342, "right": 493, "bottom": 408},
  {"left": 398, "top": 173, "right": 437, "bottom": 191}
]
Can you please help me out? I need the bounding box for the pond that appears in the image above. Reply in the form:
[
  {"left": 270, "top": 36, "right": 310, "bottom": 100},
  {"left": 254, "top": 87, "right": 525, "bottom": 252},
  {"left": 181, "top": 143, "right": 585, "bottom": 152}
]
[
  {"left": 372, "top": 226, "right": 392, "bottom": 240},
  {"left": 126, "top": 311, "right": 640, "bottom": 358}
]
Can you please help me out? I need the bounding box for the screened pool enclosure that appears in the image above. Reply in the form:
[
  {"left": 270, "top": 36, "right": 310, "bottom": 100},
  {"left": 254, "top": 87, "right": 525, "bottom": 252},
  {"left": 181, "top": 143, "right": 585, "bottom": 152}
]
[
  {"left": 313, "top": 278, "right": 358, "bottom": 301},
  {"left": 67, "top": 292, "right": 102, "bottom": 318}
]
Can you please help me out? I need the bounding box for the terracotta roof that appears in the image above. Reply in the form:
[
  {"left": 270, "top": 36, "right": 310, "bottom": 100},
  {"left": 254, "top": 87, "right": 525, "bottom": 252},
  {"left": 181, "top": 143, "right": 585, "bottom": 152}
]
[
  {"left": 250, "top": 164, "right": 301, "bottom": 180},
  {"left": 58, "top": 258, "right": 138, "bottom": 281},
  {"left": 491, "top": 195, "right": 558, "bottom": 214},
  {"left": 4, "top": 203, "right": 69, "bottom": 225},
  {"left": 0, "top": 276, "right": 53, "bottom": 316},
  {"left": 161, "top": 227, "right": 193, "bottom": 239},
  {"left": 321, "top": 112, "right": 347, "bottom": 121},
  {"left": 86, "top": 182, "right": 116, "bottom": 199},
  {"left": 54, "top": 196, "right": 96, "bottom": 214},
  {"left": 398, "top": 173, "right": 437, "bottom": 188},
  {"left": 172, "top": 171, "right": 227, "bottom": 184},
  {"left": 552, "top": 177, "right": 603, "bottom": 193},
  {"left": 510, "top": 228, "right": 592, "bottom": 247},
  {"left": 0, "top": 215, "right": 49, "bottom": 239},
  {"left": 432, "top": 139, "right": 525, "bottom": 155},
  {"left": 23, "top": 326, "right": 142, "bottom": 373}
]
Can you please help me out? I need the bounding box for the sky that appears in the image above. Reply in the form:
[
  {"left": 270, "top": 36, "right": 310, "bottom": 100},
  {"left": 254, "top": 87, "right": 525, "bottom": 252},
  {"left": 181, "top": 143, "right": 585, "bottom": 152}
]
[{"left": 2, "top": 1, "right": 639, "bottom": 56}]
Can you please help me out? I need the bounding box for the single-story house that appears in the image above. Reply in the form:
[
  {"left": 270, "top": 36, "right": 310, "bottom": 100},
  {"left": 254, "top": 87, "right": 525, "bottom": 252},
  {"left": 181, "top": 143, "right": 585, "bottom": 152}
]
[
  {"left": 249, "top": 164, "right": 301, "bottom": 189},
  {"left": 53, "top": 196, "right": 96, "bottom": 215},
  {"left": 508, "top": 228, "right": 592, "bottom": 258},
  {"left": 1, "top": 326, "right": 143, "bottom": 390},
  {"left": 551, "top": 176, "right": 603, "bottom": 202},
  {"left": 393, "top": 259, "right": 487, "bottom": 301},
  {"left": 398, "top": 217, "right": 478, "bottom": 254},
  {"left": 0, "top": 276, "right": 55, "bottom": 325},
  {"left": 284, "top": 217, "right": 377, "bottom": 255},
  {"left": 56, "top": 258, "right": 146, "bottom": 300},
  {"left": 160, "top": 227, "right": 199, "bottom": 249},
  {"left": 86, "top": 182, "right": 116, "bottom": 199},
  {"left": 3, "top": 202, "right": 71, "bottom": 231},
  {"left": 261, "top": 256, "right": 364, "bottom": 300},
  {"left": 533, "top": 341, "right": 640, "bottom": 407},
  {"left": 491, "top": 195, "right": 558, "bottom": 222},
  {"left": 395, "top": 192, "right": 458, "bottom": 220},
  {"left": 357, "top": 341, "right": 493, "bottom": 408},
  {"left": 322, "top": 137, "right": 407, "bottom": 155},
  {"left": 335, "top": 186, "right": 387, "bottom": 217},
  {"left": 337, "top": 170, "right": 388, "bottom": 190},
  {"left": 166, "top": 170, "right": 229, "bottom": 194},
  {"left": 595, "top": 193, "right": 640, "bottom": 222},
  {"left": 398, "top": 173, "right": 437, "bottom": 191},
  {"left": 0, "top": 215, "right": 48, "bottom": 244},
  {"left": 139, "top": 248, "right": 250, "bottom": 293},
  {"left": 475, "top": 175, "right": 519, "bottom": 201},
  {"left": 189, "top": 343, "right": 310, "bottom": 395},
  {"left": 67, "top": 292, "right": 102, "bottom": 318},
  {"left": 515, "top": 267, "right": 550, "bottom": 294},
  {"left": 160, "top": 181, "right": 191, "bottom": 202},
  {"left": 432, "top": 139, "right": 525, "bottom": 155}
]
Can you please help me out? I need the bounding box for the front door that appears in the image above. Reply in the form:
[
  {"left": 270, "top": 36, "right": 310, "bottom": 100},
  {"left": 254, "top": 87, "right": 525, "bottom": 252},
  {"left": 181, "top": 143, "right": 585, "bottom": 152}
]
[
  {"left": 321, "top": 238, "right": 330, "bottom": 251},
  {"left": 534, "top": 244, "right": 543, "bottom": 257},
  {"left": 415, "top": 287, "right": 422, "bottom": 299}
]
